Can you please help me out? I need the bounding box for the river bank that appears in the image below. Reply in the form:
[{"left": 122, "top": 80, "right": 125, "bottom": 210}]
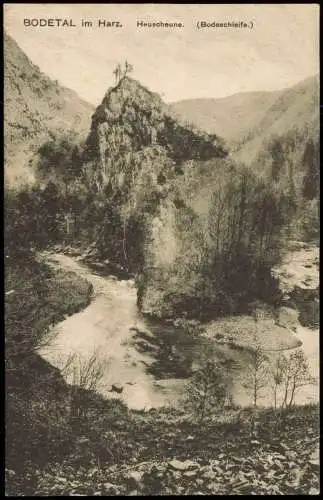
[
  {"left": 6, "top": 247, "right": 319, "bottom": 496},
  {"left": 39, "top": 244, "right": 319, "bottom": 410}
]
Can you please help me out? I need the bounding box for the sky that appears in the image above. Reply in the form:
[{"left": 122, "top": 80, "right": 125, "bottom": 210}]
[{"left": 4, "top": 3, "right": 320, "bottom": 105}]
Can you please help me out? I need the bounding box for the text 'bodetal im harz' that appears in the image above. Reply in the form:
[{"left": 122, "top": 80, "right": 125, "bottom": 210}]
[{"left": 23, "top": 18, "right": 187, "bottom": 28}]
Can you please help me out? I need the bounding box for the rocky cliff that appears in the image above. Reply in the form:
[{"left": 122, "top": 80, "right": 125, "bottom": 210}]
[
  {"left": 85, "top": 76, "right": 227, "bottom": 184},
  {"left": 84, "top": 76, "right": 228, "bottom": 316}
]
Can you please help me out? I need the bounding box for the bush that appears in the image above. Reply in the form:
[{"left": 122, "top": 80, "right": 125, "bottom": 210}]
[
  {"left": 186, "top": 359, "right": 230, "bottom": 423},
  {"left": 36, "top": 132, "right": 84, "bottom": 183}
]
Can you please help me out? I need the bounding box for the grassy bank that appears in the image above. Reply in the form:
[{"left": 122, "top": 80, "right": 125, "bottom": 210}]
[
  {"left": 5, "top": 251, "right": 94, "bottom": 474},
  {"left": 6, "top": 252, "right": 93, "bottom": 341}
]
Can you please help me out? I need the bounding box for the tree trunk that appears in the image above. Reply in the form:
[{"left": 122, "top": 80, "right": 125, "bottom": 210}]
[
  {"left": 253, "top": 370, "right": 258, "bottom": 408},
  {"left": 273, "top": 385, "right": 277, "bottom": 410},
  {"left": 287, "top": 380, "right": 297, "bottom": 408},
  {"left": 282, "top": 376, "right": 291, "bottom": 408}
]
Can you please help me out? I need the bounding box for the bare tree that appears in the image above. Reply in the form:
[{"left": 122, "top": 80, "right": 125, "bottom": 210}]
[
  {"left": 113, "top": 63, "right": 122, "bottom": 85},
  {"left": 244, "top": 343, "right": 268, "bottom": 409},
  {"left": 269, "top": 348, "right": 314, "bottom": 432},
  {"left": 124, "top": 60, "right": 133, "bottom": 77},
  {"left": 113, "top": 61, "right": 133, "bottom": 85},
  {"left": 280, "top": 349, "right": 312, "bottom": 409},
  {"left": 242, "top": 314, "right": 269, "bottom": 409},
  {"left": 270, "top": 352, "right": 285, "bottom": 410}
]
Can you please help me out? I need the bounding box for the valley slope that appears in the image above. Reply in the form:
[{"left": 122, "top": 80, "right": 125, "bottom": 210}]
[
  {"left": 4, "top": 32, "right": 94, "bottom": 185},
  {"left": 171, "top": 75, "right": 319, "bottom": 163}
]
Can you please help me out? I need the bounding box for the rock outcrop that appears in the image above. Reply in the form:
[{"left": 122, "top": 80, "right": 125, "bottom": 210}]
[
  {"left": 84, "top": 76, "right": 228, "bottom": 317},
  {"left": 85, "top": 76, "right": 227, "bottom": 183}
]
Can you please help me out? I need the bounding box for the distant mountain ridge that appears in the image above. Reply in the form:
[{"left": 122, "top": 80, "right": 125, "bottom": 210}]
[
  {"left": 233, "top": 75, "right": 319, "bottom": 163},
  {"left": 4, "top": 32, "right": 94, "bottom": 184},
  {"left": 171, "top": 75, "right": 319, "bottom": 162},
  {"left": 171, "top": 90, "right": 282, "bottom": 141}
]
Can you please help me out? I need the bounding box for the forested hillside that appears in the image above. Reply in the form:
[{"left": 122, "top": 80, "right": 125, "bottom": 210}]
[
  {"left": 234, "top": 75, "right": 319, "bottom": 163},
  {"left": 171, "top": 75, "right": 318, "bottom": 153}
]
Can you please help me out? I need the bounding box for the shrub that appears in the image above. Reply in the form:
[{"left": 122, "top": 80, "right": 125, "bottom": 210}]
[{"left": 186, "top": 359, "right": 230, "bottom": 423}]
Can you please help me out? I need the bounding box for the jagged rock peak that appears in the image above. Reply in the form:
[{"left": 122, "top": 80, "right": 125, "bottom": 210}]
[
  {"left": 104, "top": 76, "right": 164, "bottom": 105},
  {"left": 89, "top": 76, "right": 165, "bottom": 129},
  {"left": 85, "top": 76, "right": 228, "bottom": 165}
]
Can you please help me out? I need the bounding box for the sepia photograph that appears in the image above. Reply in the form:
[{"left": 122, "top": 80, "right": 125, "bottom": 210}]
[{"left": 4, "top": 3, "right": 320, "bottom": 496}]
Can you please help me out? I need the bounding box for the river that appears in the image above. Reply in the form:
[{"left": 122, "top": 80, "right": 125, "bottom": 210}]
[{"left": 39, "top": 252, "right": 319, "bottom": 411}]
